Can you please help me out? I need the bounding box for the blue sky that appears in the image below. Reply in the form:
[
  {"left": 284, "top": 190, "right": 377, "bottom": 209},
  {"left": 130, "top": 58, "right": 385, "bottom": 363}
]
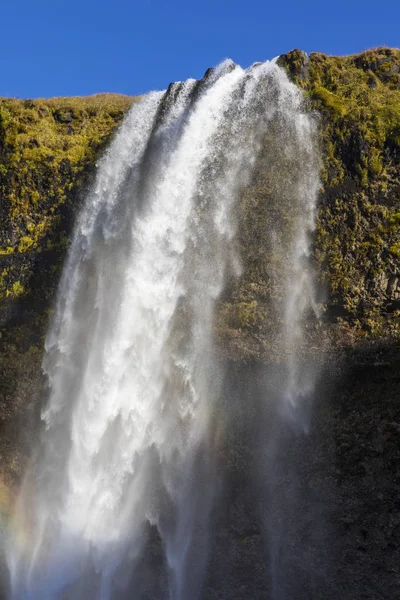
[{"left": 1, "top": 0, "right": 399, "bottom": 98}]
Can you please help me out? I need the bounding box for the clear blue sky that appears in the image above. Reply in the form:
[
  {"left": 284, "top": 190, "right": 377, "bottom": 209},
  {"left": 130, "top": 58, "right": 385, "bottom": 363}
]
[{"left": 1, "top": 0, "right": 399, "bottom": 99}]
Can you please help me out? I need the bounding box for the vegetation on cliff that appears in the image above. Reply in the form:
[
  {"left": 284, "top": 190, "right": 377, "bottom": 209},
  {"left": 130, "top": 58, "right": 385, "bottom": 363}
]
[
  {"left": 217, "top": 47, "right": 400, "bottom": 359},
  {"left": 281, "top": 48, "right": 400, "bottom": 341},
  {"left": 0, "top": 93, "right": 135, "bottom": 348}
]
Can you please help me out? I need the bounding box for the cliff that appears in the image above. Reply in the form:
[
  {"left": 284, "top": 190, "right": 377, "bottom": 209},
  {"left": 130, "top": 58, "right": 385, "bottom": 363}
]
[
  {"left": 1, "top": 50, "right": 399, "bottom": 360},
  {"left": 0, "top": 50, "right": 399, "bottom": 596}
]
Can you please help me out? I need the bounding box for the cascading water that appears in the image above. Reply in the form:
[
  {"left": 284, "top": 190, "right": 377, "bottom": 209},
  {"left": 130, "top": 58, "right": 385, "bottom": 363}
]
[
  {"left": 6, "top": 58, "right": 321, "bottom": 600},
  {"left": 254, "top": 82, "right": 321, "bottom": 598}
]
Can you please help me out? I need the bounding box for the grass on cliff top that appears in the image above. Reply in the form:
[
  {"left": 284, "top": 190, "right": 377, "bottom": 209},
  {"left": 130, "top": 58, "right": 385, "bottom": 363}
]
[
  {"left": 0, "top": 93, "right": 137, "bottom": 169},
  {"left": 282, "top": 47, "right": 400, "bottom": 153},
  {"left": 309, "top": 48, "right": 400, "bottom": 150}
]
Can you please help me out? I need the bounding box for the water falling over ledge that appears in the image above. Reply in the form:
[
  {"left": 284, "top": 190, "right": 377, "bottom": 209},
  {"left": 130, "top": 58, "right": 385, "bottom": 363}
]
[{"left": 6, "top": 59, "right": 320, "bottom": 600}]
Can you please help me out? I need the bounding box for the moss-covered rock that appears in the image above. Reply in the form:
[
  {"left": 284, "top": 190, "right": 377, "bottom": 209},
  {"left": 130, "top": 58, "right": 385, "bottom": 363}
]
[
  {"left": 0, "top": 93, "right": 136, "bottom": 348},
  {"left": 218, "top": 47, "right": 400, "bottom": 358},
  {"left": 280, "top": 48, "right": 400, "bottom": 342}
]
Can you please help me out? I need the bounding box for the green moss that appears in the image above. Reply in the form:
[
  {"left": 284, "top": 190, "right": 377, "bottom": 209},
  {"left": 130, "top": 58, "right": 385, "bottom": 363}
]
[
  {"left": 9, "top": 281, "right": 24, "bottom": 298},
  {"left": 17, "top": 236, "right": 34, "bottom": 253},
  {"left": 389, "top": 243, "right": 400, "bottom": 257},
  {"left": 217, "top": 301, "right": 263, "bottom": 331},
  {"left": 0, "top": 94, "right": 136, "bottom": 256},
  {"left": 310, "top": 86, "right": 348, "bottom": 117},
  {"left": 388, "top": 212, "right": 400, "bottom": 226},
  {"left": 0, "top": 246, "right": 14, "bottom": 255}
]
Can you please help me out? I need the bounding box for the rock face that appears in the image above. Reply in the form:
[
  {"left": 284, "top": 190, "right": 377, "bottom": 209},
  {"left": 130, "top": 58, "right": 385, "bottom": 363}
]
[
  {"left": 204, "top": 346, "right": 400, "bottom": 599},
  {"left": 0, "top": 49, "right": 399, "bottom": 598}
]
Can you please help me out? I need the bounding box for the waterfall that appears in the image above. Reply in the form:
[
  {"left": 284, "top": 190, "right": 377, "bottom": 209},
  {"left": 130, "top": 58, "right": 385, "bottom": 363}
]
[{"left": 6, "top": 59, "right": 320, "bottom": 600}]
